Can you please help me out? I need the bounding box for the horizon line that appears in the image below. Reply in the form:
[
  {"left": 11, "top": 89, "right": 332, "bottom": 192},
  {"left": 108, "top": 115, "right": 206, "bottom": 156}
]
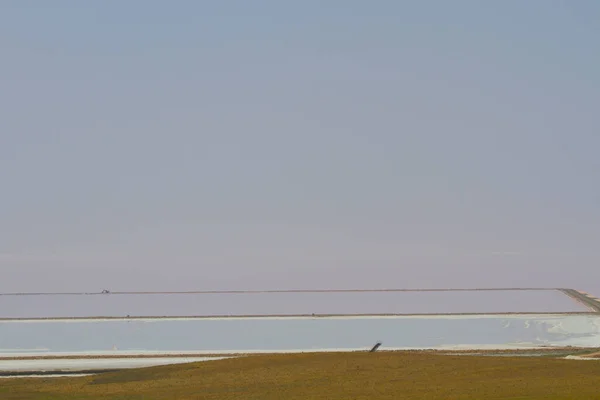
[{"left": 0, "top": 287, "right": 567, "bottom": 296}]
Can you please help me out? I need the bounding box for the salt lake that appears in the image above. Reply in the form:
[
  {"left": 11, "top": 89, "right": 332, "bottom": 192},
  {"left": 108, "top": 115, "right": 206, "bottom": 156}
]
[{"left": 1, "top": 314, "right": 599, "bottom": 357}]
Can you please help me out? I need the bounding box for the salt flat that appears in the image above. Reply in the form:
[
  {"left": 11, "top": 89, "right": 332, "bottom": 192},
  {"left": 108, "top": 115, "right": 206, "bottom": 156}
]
[
  {"left": 0, "top": 357, "right": 230, "bottom": 372},
  {"left": 0, "top": 374, "right": 94, "bottom": 379}
]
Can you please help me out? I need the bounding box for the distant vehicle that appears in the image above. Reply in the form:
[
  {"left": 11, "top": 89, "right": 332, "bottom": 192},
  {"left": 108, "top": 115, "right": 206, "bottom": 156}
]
[{"left": 101, "top": 289, "right": 110, "bottom": 294}]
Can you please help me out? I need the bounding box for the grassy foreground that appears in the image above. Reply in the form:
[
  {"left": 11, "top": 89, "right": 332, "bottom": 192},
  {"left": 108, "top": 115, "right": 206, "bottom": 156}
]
[{"left": 2, "top": 352, "right": 600, "bottom": 399}]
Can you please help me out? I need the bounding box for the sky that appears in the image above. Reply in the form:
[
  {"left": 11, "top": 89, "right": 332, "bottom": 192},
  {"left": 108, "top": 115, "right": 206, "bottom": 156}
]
[{"left": 1, "top": 1, "right": 599, "bottom": 295}]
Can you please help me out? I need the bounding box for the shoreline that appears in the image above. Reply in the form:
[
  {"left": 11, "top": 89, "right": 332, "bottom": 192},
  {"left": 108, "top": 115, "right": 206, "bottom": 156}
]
[{"left": 1, "top": 347, "right": 598, "bottom": 361}]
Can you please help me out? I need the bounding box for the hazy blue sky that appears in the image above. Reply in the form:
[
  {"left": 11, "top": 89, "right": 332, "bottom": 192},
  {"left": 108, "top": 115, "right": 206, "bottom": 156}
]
[{"left": 1, "top": 1, "right": 599, "bottom": 294}]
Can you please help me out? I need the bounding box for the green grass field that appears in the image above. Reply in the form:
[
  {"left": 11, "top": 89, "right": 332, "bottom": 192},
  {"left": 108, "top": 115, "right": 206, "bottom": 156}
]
[{"left": 2, "top": 352, "right": 600, "bottom": 399}]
